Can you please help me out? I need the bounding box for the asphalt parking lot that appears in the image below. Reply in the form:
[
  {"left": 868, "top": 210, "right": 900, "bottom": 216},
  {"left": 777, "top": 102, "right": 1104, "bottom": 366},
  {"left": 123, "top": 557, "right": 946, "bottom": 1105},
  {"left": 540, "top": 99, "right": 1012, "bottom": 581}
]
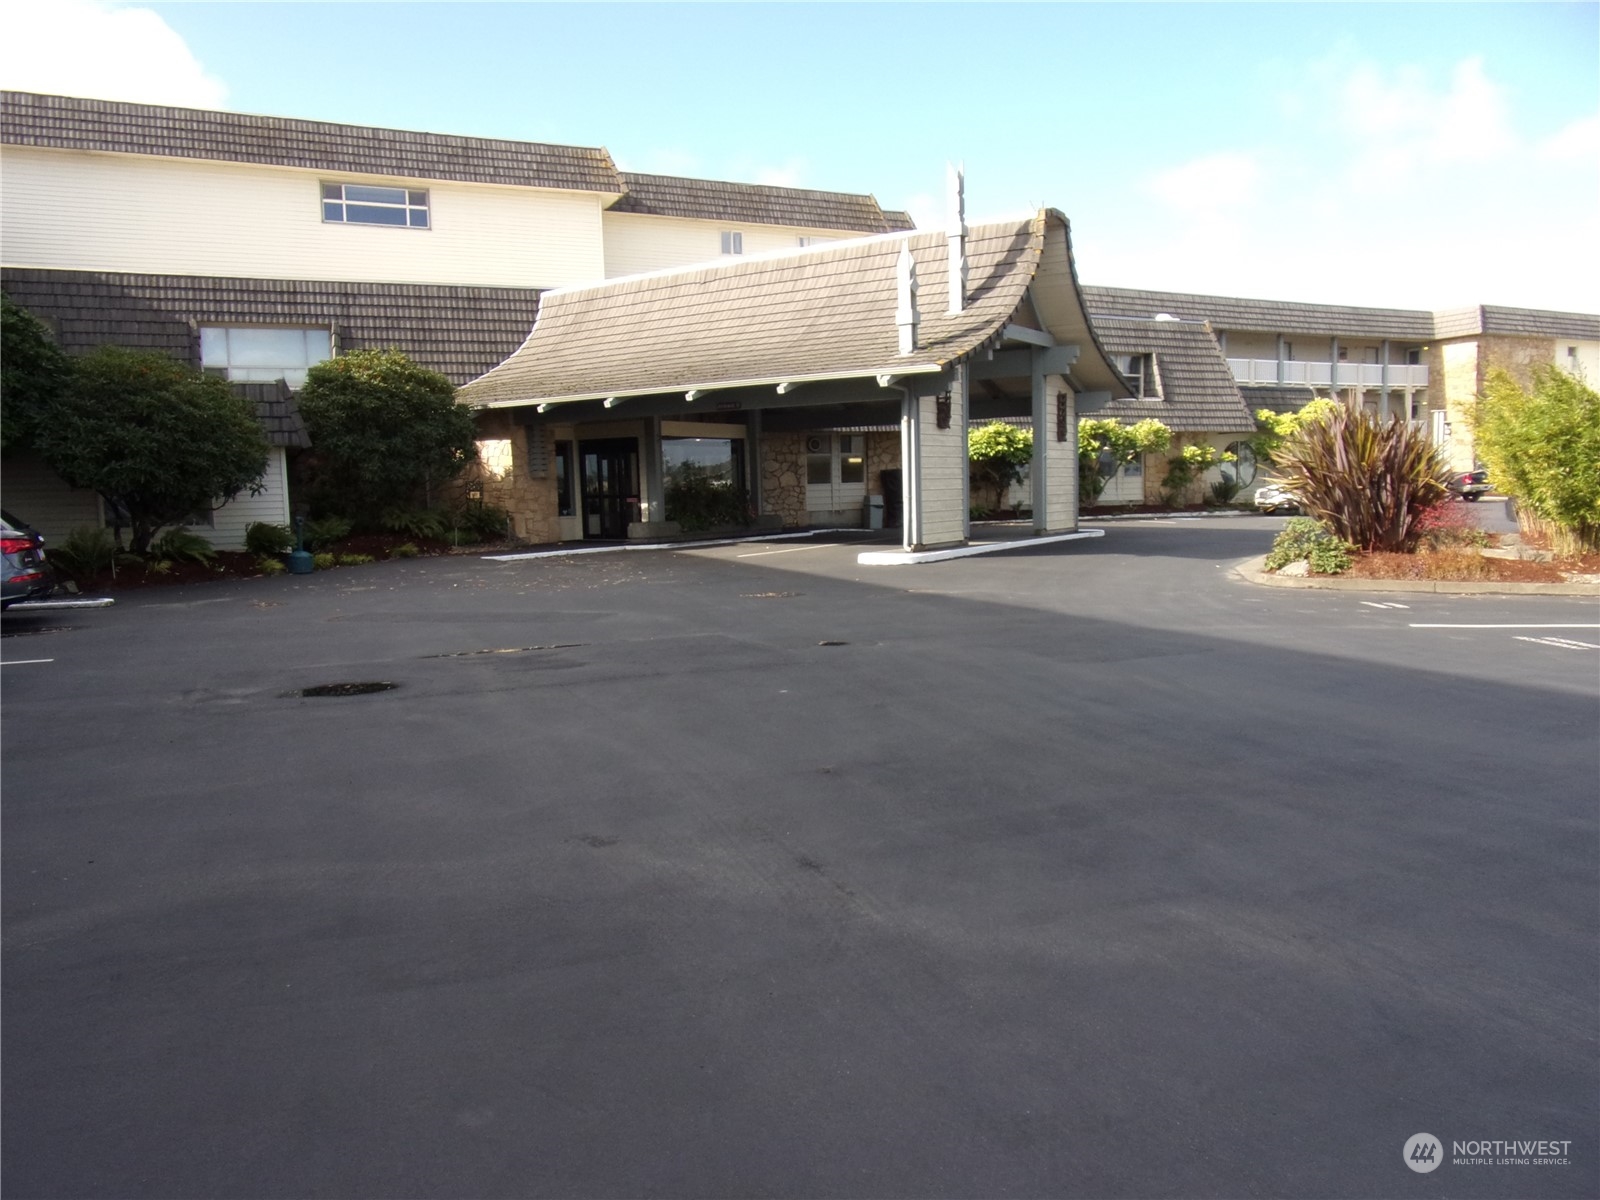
[{"left": 4, "top": 517, "right": 1596, "bottom": 1199}]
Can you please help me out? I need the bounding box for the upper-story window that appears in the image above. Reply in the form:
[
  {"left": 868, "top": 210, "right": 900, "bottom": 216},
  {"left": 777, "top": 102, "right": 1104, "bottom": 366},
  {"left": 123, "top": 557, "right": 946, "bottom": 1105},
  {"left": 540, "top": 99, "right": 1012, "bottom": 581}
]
[
  {"left": 720, "top": 231, "right": 743, "bottom": 255},
  {"left": 1117, "top": 353, "right": 1153, "bottom": 398},
  {"left": 322, "top": 183, "right": 430, "bottom": 229},
  {"left": 798, "top": 236, "right": 831, "bottom": 247},
  {"left": 200, "top": 326, "right": 333, "bottom": 389}
]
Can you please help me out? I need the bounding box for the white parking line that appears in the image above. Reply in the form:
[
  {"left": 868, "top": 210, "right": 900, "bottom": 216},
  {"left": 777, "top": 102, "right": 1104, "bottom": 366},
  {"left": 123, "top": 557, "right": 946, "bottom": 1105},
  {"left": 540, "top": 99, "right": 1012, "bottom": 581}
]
[
  {"left": 734, "top": 544, "right": 839, "bottom": 558},
  {"left": 1409, "top": 623, "right": 1600, "bottom": 629},
  {"left": 1361, "top": 601, "right": 1410, "bottom": 609},
  {"left": 1514, "top": 636, "right": 1600, "bottom": 651},
  {"left": 0, "top": 659, "right": 54, "bottom": 666}
]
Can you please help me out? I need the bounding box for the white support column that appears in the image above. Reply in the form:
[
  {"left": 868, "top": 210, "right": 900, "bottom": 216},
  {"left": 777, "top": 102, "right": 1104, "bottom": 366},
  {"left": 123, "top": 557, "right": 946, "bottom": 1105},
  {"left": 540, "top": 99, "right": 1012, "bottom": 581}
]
[
  {"left": 1034, "top": 375, "right": 1077, "bottom": 534},
  {"left": 901, "top": 371, "right": 967, "bottom": 551},
  {"left": 1031, "top": 352, "right": 1049, "bottom": 534},
  {"left": 900, "top": 391, "right": 920, "bottom": 552}
]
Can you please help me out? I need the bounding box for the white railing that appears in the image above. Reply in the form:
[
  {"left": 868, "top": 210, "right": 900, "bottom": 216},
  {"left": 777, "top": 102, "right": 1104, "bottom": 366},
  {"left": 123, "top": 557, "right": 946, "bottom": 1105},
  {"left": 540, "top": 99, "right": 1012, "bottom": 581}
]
[{"left": 1228, "top": 359, "right": 1428, "bottom": 388}]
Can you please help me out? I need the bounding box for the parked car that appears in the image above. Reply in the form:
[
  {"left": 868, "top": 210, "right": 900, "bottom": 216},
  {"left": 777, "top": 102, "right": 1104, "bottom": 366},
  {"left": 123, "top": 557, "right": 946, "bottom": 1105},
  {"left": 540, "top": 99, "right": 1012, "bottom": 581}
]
[
  {"left": 1254, "top": 481, "right": 1302, "bottom": 514},
  {"left": 1, "top": 510, "right": 54, "bottom": 609},
  {"left": 1447, "top": 468, "right": 1491, "bottom": 501}
]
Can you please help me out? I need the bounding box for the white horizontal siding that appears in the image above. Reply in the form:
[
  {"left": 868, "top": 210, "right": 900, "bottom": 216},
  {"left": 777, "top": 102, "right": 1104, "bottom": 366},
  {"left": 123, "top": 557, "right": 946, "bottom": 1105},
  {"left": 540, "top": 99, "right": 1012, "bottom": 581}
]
[
  {"left": 0, "top": 453, "right": 103, "bottom": 544},
  {"left": 1, "top": 148, "right": 607, "bottom": 287},
  {"left": 601, "top": 212, "right": 882, "bottom": 278},
  {"left": 187, "top": 448, "right": 290, "bottom": 551}
]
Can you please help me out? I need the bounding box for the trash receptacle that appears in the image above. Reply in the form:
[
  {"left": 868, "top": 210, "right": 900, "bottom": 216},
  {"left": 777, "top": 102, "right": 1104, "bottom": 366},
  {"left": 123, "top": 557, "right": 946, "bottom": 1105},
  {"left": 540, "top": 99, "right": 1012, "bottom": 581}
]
[
  {"left": 865, "top": 494, "right": 885, "bottom": 530},
  {"left": 880, "top": 469, "right": 903, "bottom": 528}
]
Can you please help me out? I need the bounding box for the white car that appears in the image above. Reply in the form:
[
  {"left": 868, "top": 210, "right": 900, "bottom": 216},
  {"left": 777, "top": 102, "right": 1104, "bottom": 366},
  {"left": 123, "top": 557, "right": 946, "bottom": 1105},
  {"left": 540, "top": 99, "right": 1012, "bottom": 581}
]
[{"left": 1254, "top": 481, "right": 1302, "bottom": 514}]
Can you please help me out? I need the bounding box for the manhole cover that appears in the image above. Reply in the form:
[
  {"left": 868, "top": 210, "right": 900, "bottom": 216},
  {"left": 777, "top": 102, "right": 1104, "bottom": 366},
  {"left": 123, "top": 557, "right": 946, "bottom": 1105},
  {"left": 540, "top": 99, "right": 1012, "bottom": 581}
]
[{"left": 297, "top": 681, "right": 398, "bottom": 698}]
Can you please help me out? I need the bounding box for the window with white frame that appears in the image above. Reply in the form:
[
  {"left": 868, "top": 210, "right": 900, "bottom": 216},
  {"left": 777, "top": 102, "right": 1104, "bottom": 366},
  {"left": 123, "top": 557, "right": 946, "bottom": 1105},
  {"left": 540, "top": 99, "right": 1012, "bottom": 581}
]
[
  {"left": 200, "top": 327, "right": 333, "bottom": 389},
  {"left": 720, "top": 231, "right": 743, "bottom": 255},
  {"left": 1117, "top": 353, "right": 1153, "bottom": 398},
  {"left": 322, "top": 183, "right": 430, "bottom": 228}
]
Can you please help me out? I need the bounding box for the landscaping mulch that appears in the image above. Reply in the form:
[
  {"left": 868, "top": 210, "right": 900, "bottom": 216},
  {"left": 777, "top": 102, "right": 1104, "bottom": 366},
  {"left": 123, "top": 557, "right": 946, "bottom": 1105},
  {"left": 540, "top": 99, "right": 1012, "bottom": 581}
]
[{"left": 1345, "top": 550, "right": 1600, "bottom": 584}]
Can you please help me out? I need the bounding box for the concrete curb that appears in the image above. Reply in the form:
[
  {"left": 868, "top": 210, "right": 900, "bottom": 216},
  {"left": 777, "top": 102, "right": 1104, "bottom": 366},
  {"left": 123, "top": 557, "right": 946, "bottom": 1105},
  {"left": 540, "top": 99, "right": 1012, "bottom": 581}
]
[
  {"left": 858, "top": 529, "right": 1104, "bottom": 566},
  {"left": 483, "top": 528, "right": 864, "bottom": 563},
  {"left": 1233, "top": 555, "right": 1600, "bottom": 597}
]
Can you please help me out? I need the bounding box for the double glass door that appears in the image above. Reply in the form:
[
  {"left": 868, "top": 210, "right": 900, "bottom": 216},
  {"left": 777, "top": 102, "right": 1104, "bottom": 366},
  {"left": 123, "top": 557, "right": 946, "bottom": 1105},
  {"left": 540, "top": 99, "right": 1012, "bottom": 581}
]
[{"left": 579, "top": 439, "right": 639, "bottom": 539}]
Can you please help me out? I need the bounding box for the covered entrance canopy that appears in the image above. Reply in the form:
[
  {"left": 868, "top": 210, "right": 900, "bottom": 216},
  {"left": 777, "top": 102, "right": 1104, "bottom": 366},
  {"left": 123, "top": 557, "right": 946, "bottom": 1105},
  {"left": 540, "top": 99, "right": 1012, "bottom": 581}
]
[{"left": 458, "top": 208, "right": 1131, "bottom": 551}]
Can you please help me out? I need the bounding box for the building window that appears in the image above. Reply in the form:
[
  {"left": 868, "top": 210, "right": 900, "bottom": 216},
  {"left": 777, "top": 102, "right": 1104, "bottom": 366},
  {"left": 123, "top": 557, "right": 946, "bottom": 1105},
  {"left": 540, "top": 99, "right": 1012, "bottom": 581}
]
[
  {"left": 798, "top": 236, "right": 831, "bottom": 247},
  {"left": 720, "top": 231, "right": 743, "bottom": 255},
  {"left": 1406, "top": 348, "right": 1422, "bottom": 365},
  {"left": 1117, "top": 354, "right": 1152, "bottom": 398},
  {"left": 554, "top": 441, "right": 574, "bottom": 517},
  {"left": 1284, "top": 341, "right": 1295, "bottom": 361},
  {"left": 322, "top": 182, "right": 429, "bottom": 228},
  {"left": 200, "top": 326, "right": 333, "bottom": 388},
  {"left": 1220, "top": 441, "right": 1257, "bottom": 488}
]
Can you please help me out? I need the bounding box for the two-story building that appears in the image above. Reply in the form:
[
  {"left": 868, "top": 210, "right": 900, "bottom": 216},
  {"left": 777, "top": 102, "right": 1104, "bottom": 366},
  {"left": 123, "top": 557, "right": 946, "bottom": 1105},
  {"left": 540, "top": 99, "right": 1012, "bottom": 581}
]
[{"left": 0, "top": 91, "right": 913, "bottom": 546}]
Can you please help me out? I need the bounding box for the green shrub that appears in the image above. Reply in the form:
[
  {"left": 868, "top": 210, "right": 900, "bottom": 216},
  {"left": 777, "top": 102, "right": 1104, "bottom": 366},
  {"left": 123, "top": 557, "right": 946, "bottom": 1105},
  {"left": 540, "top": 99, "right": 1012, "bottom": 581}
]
[
  {"left": 46, "top": 525, "right": 117, "bottom": 577},
  {"left": 1264, "top": 517, "right": 1355, "bottom": 574},
  {"left": 313, "top": 552, "right": 336, "bottom": 571},
  {"left": 1078, "top": 417, "right": 1171, "bottom": 503},
  {"left": 664, "top": 464, "right": 749, "bottom": 532},
  {"left": 145, "top": 559, "right": 173, "bottom": 575},
  {"left": 244, "top": 521, "right": 293, "bottom": 556},
  {"left": 1162, "top": 444, "right": 1234, "bottom": 506},
  {"left": 388, "top": 542, "right": 420, "bottom": 558},
  {"left": 1209, "top": 476, "right": 1244, "bottom": 505},
  {"left": 302, "top": 515, "right": 353, "bottom": 550},
  {"left": 1306, "top": 540, "right": 1353, "bottom": 575},
  {"left": 1272, "top": 405, "right": 1448, "bottom": 552},
  {"left": 450, "top": 502, "right": 510, "bottom": 543},
  {"left": 337, "top": 553, "right": 374, "bottom": 566},
  {"left": 151, "top": 527, "right": 216, "bottom": 564},
  {"left": 256, "top": 555, "right": 287, "bottom": 576},
  {"left": 380, "top": 507, "right": 447, "bottom": 541},
  {"left": 969, "top": 421, "right": 1035, "bottom": 511}
]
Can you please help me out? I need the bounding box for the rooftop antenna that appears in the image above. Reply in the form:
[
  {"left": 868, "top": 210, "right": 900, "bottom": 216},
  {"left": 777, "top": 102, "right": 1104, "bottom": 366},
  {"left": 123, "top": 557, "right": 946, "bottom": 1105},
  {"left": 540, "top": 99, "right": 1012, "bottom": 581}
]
[
  {"left": 947, "top": 162, "right": 967, "bottom": 315},
  {"left": 896, "top": 240, "right": 920, "bottom": 355}
]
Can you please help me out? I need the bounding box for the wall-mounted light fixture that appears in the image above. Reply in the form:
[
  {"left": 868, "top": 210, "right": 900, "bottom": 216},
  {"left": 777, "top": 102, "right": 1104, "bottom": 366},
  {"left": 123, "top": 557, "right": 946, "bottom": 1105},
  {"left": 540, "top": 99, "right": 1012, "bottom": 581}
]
[{"left": 934, "top": 392, "right": 952, "bottom": 430}]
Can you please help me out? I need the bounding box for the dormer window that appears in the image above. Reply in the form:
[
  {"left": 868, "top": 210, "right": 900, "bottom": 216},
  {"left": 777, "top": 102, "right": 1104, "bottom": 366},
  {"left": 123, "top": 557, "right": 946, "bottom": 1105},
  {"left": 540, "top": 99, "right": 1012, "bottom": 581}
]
[
  {"left": 1118, "top": 353, "right": 1154, "bottom": 398},
  {"left": 720, "top": 231, "right": 744, "bottom": 255},
  {"left": 322, "top": 183, "right": 430, "bottom": 228}
]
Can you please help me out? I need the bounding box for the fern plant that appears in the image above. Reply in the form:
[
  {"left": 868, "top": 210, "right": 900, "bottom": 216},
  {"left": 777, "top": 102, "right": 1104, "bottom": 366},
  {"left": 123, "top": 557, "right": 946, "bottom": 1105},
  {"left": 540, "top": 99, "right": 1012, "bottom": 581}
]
[{"left": 151, "top": 527, "right": 216, "bottom": 564}]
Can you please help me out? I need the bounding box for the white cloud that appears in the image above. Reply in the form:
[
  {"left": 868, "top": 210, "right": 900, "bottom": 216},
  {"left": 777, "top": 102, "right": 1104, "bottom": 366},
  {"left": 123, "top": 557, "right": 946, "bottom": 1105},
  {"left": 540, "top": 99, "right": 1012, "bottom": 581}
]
[
  {"left": 1536, "top": 112, "right": 1600, "bottom": 163},
  {"left": 901, "top": 191, "right": 940, "bottom": 232},
  {"left": 0, "top": 0, "right": 226, "bottom": 108},
  {"left": 1144, "top": 152, "right": 1262, "bottom": 217},
  {"left": 1331, "top": 54, "right": 1514, "bottom": 178},
  {"left": 754, "top": 160, "right": 807, "bottom": 188}
]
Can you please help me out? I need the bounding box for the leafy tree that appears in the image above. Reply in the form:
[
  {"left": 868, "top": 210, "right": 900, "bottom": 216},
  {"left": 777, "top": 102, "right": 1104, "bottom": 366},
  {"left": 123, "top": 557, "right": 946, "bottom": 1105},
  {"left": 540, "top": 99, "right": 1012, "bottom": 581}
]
[
  {"left": 1271, "top": 403, "right": 1448, "bottom": 552},
  {"left": 1, "top": 293, "right": 70, "bottom": 453},
  {"left": 1471, "top": 365, "right": 1600, "bottom": 554},
  {"left": 295, "top": 349, "right": 477, "bottom": 518},
  {"left": 29, "top": 347, "right": 269, "bottom": 554},
  {"left": 1250, "top": 398, "right": 1338, "bottom": 463},
  {"left": 1077, "top": 417, "right": 1172, "bottom": 503},
  {"left": 967, "top": 421, "right": 1033, "bottom": 511}
]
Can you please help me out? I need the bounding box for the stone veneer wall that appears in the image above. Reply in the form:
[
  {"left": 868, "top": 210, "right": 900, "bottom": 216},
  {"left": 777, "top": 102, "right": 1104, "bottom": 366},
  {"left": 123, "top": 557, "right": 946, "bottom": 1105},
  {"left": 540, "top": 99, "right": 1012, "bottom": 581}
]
[
  {"left": 1433, "top": 334, "right": 1552, "bottom": 471},
  {"left": 466, "top": 410, "right": 560, "bottom": 543},
  {"left": 865, "top": 431, "right": 900, "bottom": 494},
  {"left": 759, "top": 431, "right": 807, "bottom": 527}
]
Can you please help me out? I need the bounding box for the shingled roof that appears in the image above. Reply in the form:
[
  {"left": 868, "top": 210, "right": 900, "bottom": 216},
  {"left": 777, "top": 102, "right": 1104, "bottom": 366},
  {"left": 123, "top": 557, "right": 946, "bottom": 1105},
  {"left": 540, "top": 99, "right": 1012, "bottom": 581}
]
[
  {"left": 1, "top": 268, "right": 542, "bottom": 386},
  {"left": 611, "top": 172, "right": 909, "bottom": 233},
  {"left": 1085, "top": 285, "right": 1435, "bottom": 340},
  {"left": 230, "top": 380, "right": 310, "bottom": 448},
  {"left": 881, "top": 210, "right": 917, "bottom": 231},
  {"left": 1235, "top": 384, "right": 1318, "bottom": 416},
  {"left": 460, "top": 209, "right": 1127, "bottom": 408},
  {"left": 1, "top": 91, "right": 623, "bottom": 194},
  {"left": 1089, "top": 317, "right": 1255, "bottom": 432},
  {"left": 1433, "top": 305, "right": 1600, "bottom": 340}
]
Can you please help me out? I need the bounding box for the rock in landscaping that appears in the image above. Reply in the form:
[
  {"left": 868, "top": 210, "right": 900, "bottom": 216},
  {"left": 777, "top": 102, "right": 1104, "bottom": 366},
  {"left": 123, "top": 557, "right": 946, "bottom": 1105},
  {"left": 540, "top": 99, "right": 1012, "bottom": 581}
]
[{"left": 1276, "top": 560, "right": 1311, "bottom": 577}]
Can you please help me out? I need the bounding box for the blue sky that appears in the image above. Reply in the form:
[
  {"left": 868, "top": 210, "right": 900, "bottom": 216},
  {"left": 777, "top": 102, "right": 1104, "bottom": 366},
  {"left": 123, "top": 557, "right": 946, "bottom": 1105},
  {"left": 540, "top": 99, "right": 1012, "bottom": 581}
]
[{"left": 4, "top": 2, "right": 1597, "bottom": 311}]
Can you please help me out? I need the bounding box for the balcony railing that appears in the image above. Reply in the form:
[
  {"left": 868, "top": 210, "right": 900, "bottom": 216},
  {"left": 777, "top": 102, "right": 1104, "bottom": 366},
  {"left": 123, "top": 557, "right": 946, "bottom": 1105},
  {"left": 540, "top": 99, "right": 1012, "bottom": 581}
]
[{"left": 1228, "top": 359, "right": 1428, "bottom": 388}]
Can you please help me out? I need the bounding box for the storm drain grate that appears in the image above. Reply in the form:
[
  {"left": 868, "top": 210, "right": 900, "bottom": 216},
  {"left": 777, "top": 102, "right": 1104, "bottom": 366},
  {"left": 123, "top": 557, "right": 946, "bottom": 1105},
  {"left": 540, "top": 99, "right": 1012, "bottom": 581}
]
[{"left": 296, "top": 681, "right": 398, "bottom": 698}]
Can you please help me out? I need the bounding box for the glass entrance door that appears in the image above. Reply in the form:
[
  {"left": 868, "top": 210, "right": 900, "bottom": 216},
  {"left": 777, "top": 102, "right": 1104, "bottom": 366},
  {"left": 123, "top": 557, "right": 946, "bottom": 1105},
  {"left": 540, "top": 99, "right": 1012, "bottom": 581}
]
[{"left": 579, "top": 439, "right": 640, "bottom": 539}]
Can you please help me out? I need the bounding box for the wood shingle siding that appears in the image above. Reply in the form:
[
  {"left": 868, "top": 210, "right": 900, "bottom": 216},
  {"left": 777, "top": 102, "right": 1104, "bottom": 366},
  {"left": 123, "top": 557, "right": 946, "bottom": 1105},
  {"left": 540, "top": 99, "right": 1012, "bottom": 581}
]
[
  {"left": 609, "top": 172, "right": 907, "bottom": 233},
  {"left": 1, "top": 91, "right": 623, "bottom": 195},
  {"left": 1, "top": 269, "right": 542, "bottom": 386}
]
